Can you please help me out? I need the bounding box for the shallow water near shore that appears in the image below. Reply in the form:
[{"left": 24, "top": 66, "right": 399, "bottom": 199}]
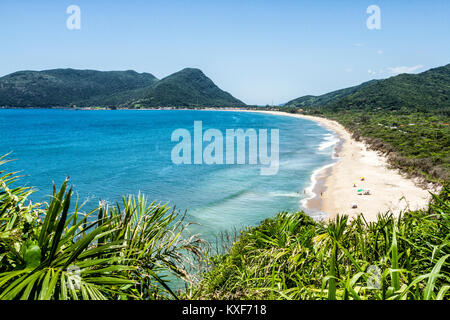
[{"left": 0, "top": 109, "right": 337, "bottom": 243}]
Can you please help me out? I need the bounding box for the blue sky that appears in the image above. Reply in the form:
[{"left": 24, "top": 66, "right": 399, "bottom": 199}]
[{"left": 1, "top": 0, "right": 449, "bottom": 105}]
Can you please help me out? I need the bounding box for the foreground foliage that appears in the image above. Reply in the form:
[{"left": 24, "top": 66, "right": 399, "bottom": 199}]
[
  {"left": 0, "top": 156, "right": 202, "bottom": 300},
  {"left": 192, "top": 186, "right": 449, "bottom": 300}
]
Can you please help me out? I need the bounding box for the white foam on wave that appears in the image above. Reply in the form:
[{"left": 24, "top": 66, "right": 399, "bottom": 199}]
[
  {"left": 318, "top": 133, "right": 340, "bottom": 151},
  {"left": 269, "top": 192, "right": 302, "bottom": 198},
  {"left": 298, "top": 129, "right": 343, "bottom": 216},
  {"left": 300, "top": 162, "right": 336, "bottom": 209}
]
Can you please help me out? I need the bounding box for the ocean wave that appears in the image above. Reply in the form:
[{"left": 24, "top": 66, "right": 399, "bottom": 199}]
[
  {"left": 205, "top": 188, "right": 252, "bottom": 207},
  {"left": 269, "top": 192, "right": 301, "bottom": 198},
  {"left": 318, "top": 133, "right": 340, "bottom": 151},
  {"left": 300, "top": 162, "right": 336, "bottom": 209}
]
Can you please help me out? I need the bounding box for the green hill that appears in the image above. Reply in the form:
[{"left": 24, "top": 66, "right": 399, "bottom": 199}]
[
  {"left": 0, "top": 69, "right": 158, "bottom": 108},
  {"left": 0, "top": 68, "right": 245, "bottom": 108},
  {"left": 286, "top": 80, "right": 378, "bottom": 109},
  {"left": 286, "top": 64, "right": 450, "bottom": 114},
  {"left": 130, "top": 68, "right": 245, "bottom": 108}
]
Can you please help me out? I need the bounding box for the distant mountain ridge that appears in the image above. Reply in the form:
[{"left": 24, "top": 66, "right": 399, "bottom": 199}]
[
  {"left": 0, "top": 68, "right": 245, "bottom": 108},
  {"left": 286, "top": 64, "right": 450, "bottom": 113},
  {"left": 286, "top": 80, "right": 379, "bottom": 109},
  {"left": 131, "top": 68, "right": 245, "bottom": 108}
]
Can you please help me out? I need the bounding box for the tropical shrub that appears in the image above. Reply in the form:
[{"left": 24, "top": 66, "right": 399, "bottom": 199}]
[
  {"left": 0, "top": 155, "right": 203, "bottom": 300},
  {"left": 192, "top": 186, "right": 450, "bottom": 300}
]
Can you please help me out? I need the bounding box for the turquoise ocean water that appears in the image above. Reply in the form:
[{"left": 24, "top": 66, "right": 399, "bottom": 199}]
[{"left": 0, "top": 109, "right": 338, "bottom": 243}]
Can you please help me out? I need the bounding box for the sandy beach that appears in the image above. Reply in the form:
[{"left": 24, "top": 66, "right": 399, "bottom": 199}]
[{"left": 241, "top": 110, "right": 433, "bottom": 222}]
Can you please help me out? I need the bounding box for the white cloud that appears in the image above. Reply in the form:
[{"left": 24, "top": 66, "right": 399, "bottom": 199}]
[
  {"left": 345, "top": 68, "right": 353, "bottom": 73},
  {"left": 368, "top": 68, "right": 386, "bottom": 76},
  {"left": 377, "top": 49, "right": 383, "bottom": 55},
  {"left": 387, "top": 65, "right": 424, "bottom": 75},
  {"left": 354, "top": 43, "right": 365, "bottom": 47}
]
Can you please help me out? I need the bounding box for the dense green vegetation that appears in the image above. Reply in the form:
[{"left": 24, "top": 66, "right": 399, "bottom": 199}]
[
  {"left": 286, "top": 80, "right": 378, "bottom": 110},
  {"left": 131, "top": 68, "right": 245, "bottom": 108},
  {"left": 0, "top": 156, "right": 203, "bottom": 299},
  {"left": 0, "top": 69, "right": 158, "bottom": 108},
  {"left": 284, "top": 64, "right": 450, "bottom": 183},
  {"left": 0, "top": 68, "right": 245, "bottom": 108},
  {"left": 286, "top": 64, "right": 450, "bottom": 114},
  {"left": 192, "top": 187, "right": 449, "bottom": 300}
]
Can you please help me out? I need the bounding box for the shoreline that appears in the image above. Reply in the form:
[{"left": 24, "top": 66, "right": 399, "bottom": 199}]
[
  {"left": 2, "top": 107, "right": 434, "bottom": 222},
  {"left": 236, "top": 110, "right": 433, "bottom": 222}
]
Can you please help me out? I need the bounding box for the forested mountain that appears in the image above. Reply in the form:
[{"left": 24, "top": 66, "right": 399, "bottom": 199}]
[
  {"left": 130, "top": 68, "right": 245, "bottom": 108},
  {"left": 286, "top": 64, "right": 450, "bottom": 114},
  {"left": 0, "top": 69, "right": 158, "bottom": 108},
  {"left": 286, "top": 80, "right": 378, "bottom": 109},
  {"left": 0, "top": 68, "right": 245, "bottom": 108}
]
